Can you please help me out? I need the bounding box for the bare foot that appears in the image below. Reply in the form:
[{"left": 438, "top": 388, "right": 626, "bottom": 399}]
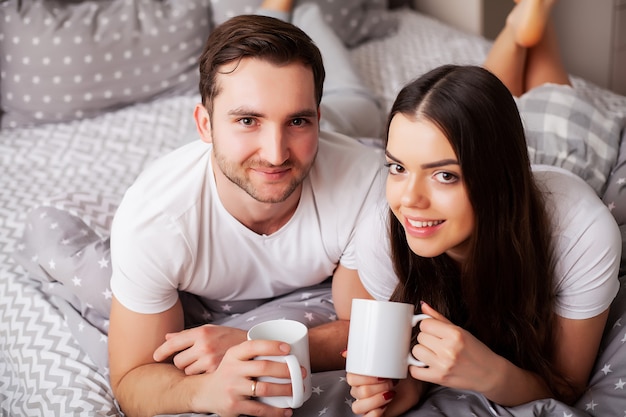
[
  {"left": 260, "top": 0, "right": 294, "bottom": 13},
  {"left": 506, "top": 0, "right": 557, "bottom": 48}
]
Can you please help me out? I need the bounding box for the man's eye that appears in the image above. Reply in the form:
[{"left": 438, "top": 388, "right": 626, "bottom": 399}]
[
  {"left": 239, "top": 118, "right": 254, "bottom": 126},
  {"left": 291, "top": 118, "right": 308, "bottom": 126}
]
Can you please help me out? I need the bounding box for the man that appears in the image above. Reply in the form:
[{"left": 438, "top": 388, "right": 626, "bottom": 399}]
[{"left": 108, "top": 3, "right": 384, "bottom": 417}]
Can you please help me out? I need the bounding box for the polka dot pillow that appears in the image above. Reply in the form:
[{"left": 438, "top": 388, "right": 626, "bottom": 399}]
[
  {"left": 210, "top": 0, "right": 398, "bottom": 48},
  {"left": 0, "top": 0, "right": 212, "bottom": 129}
]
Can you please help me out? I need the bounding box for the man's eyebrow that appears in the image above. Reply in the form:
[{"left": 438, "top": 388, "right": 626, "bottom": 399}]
[
  {"left": 227, "top": 107, "right": 318, "bottom": 119},
  {"left": 228, "top": 107, "right": 263, "bottom": 118},
  {"left": 385, "top": 150, "right": 458, "bottom": 169}
]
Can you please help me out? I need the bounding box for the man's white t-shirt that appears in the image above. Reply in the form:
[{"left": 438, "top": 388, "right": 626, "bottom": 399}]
[
  {"left": 357, "top": 165, "right": 621, "bottom": 320},
  {"left": 110, "top": 130, "right": 385, "bottom": 314}
]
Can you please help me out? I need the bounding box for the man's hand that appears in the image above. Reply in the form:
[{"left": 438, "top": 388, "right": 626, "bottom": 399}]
[
  {"left": 192, "top": 339, "right": 299, "bottom": 417},
  {"left": 153, "top": 324, "right": 247, "bottom": 375}
]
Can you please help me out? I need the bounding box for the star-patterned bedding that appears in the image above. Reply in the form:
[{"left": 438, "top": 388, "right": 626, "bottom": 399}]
[{"left": 2, "top": 7, "right": 626, "bottom": 417}]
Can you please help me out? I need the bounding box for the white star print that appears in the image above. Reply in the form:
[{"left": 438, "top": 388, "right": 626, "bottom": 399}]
[
  {"left": 329, "top": 314, "right": 337, "bottom": 321},
  {"left": 621, "top": 332, "right": 626, "bottom": 343},
  {"left": 39, "top": 211, "right": 48, "bottom": 219},
  {"left": 222, "top": 304, "right": 232, "bottom": 311},
  {"left": 318, "top": 407, "right": 328, "bottom": 415},
  {"left": 72, "top": 276, "right": 82, "bottom": 286},
  {"left": 61, "top": 238, "right": 70, "bottom": 245},
  {"left": 102, "top": 288, "right": 112, "bottom": 300},
  {"left": 305, "top": 312, "right": 314, "bottom": 321},
  {"left": 300, "top": 292, "right": 313, "bottom": 300},
  {"left": 50, "top": 222, "right": 58, "bottom": 230},
  {"left": 103, "top": 320, "right": 110, "bottom": 328},
  {"left": 608, "top": 202, "right": 616, "bottom": 211},
  {"left": 17, "top": 243, "right": 25, "bottom": 251},
  {"left": 48, "top": 259, "right": 56, "bottom": 270},
  {"left": 457, "top": 394, "right": 467, "bottom": 400},
  {"left": 614, "top": 318, "right": 622, "bottom": 328},
  {"left": 80, "top": 228, "right": 89, "bottom": 236},
  {"left": 246, "top": 316, "right": 258, "bottom": 322},
  {"left": 585, "top": 400, "right": 597, "bottom": 411},
  {"left": 98, "top": 257, "right": 109, "bottom": 268},
  {"left": 100, "top": 334, "right": 107, "bottom": 343},
  {"left": 31, "top": 254, "right": 38, "bottom": 263},
  {"left": 601, "top": 364, "right": 612, "bottom": 375},
  {"left": 344, "top": 397, "right": 353, "bottom": 407},
  {"left": 563, "top": 413, "right": 573, "bottom": 417},
  {"left": 616, "top": 379, "right": 625, "bottom": 389},
  {"left": 617, "top": 177, "right": 626, "bottom": 185},
  {"left": 312, "top": 386, "right": 323, "bottom": 395},
  {"left": 78, "top": 322, "right": 85, "bottom": 332}
]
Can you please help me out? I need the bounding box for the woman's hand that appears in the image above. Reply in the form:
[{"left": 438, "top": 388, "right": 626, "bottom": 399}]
[
  {"left": 346, "top": 373, "right": 425, "bottom": 417},
  {"left": 409, "top": 302, "right": 502, "bottom": 394}
]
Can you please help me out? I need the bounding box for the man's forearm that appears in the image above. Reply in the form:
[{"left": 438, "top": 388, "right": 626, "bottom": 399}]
[
  {"left": 113, "top": 362, "right": 200, "bottom": 417},
  {"left": 308, "top": 319, "right": 350, "bottom": 371}
]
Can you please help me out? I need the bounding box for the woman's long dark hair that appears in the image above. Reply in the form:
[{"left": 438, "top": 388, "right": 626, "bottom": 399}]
[{"left": 387, "top": 65, "right": 570, "bottom": 400}]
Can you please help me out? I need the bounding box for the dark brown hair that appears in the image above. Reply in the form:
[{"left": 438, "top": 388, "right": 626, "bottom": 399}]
[
  {"left": 387, "top": 65, "right": 573, "bottom": 401},
  {"left": 198, "top": 14, "right": 325, "bottom": 114}
]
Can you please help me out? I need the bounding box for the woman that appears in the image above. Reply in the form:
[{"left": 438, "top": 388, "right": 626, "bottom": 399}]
[{"left": 347, "top": 0, "right": 621, "bottom": 415}]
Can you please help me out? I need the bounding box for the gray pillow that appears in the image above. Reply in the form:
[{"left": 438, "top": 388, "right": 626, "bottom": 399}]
[
  {"left": 0, "top": 0, "right": 212, "bottom": 129},
  {"left": 210, "top": 0, "right": 398, "bottom": 48}
]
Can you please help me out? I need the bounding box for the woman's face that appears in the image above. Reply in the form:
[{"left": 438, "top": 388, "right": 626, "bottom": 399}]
[{"left": 385, "top": 113, "right": 475, "bottom": 264}]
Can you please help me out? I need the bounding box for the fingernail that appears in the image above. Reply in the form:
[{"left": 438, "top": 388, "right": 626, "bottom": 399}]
[
  {"left": 420, "top": 300, "right": 425, "bottom": 306},
  {"left": 279, "top": 343, "right": 291, "bottom": 353},
  {"left": 284, "top": 409, "right": 293, "bottom": 417},
  {"left": 383, "top": 391, "right": 396, "bottom": 401},
  {"left": 340, "top": 349, "right": 347, "bottom": 357}
]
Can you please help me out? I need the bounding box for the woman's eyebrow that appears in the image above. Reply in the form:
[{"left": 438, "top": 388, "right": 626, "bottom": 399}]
[
  {"left": 420, "top": 159, "right": 459, "bottom": 169},
  {"left": 385, "top": 150, "right": 458, "bottom": 169}
]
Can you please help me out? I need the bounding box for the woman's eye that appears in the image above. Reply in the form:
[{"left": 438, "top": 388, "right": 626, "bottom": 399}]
[
  {"left": 435, "top": 171, "right": 458, "bottom": 183},
  {"left": 385, "top": 163, "right": 404, "bottom": 175}
]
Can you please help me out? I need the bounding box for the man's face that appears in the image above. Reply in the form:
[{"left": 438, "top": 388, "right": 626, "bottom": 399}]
[{"left": 205, "top": 58, "right": 320, "bottom": 204}]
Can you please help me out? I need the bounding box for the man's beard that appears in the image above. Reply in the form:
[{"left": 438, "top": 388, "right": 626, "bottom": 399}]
[{"left": 213, "top": 146, "right": 315, "bottom": 204}]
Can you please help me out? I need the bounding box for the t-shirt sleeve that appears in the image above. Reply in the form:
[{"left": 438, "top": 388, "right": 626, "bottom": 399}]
[
  {"left": 547, "top": 169, "right": 621, "bottom": 319},
  {"left": 110, "top": 187, "right": 188, "bottom": 314},
  {"left": 355, "top": 199, "right": 399, "bottom": 301}
]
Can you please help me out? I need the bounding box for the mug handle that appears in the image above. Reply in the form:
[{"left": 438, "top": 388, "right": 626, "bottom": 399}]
[
  {"left": 407, "top": 313, "right": 431, "bottom": 368},
  {"left": 273, "top": 354, "right": 305, "bottom": 408}
]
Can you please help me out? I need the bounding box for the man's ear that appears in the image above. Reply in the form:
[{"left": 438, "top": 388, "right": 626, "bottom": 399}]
[{"left": 194, "top": 103, "right": 212, "bottom": 144}]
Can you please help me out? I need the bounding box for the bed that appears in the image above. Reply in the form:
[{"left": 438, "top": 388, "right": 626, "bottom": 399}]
[{"left": 1, "top": 1, "right": 626, "bottom": 416}]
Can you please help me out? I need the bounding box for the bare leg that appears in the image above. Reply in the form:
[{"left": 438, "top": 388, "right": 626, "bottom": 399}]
[
  {"left": 508, "top": 0, "right": 556, "bottom": 48},
  {"left": 523, "top": 22, "right": 570, "bottom": 90},
  {"left": 260, "top": 0, "right": 294, "bottom": 12},
  {"left": 483, "top": 17, "right": 527, "bottom": 97},
  {"left": 484, "top": 0, "right": 567, "bottom": 97}
]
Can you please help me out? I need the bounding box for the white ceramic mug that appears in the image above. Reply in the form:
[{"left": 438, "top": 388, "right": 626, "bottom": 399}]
[
  {"left": 247, "top": 319, "right": 312, "bottom": 408},
  {"left": 346, "top": 299, "right": 431, "bottom": 379}
]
